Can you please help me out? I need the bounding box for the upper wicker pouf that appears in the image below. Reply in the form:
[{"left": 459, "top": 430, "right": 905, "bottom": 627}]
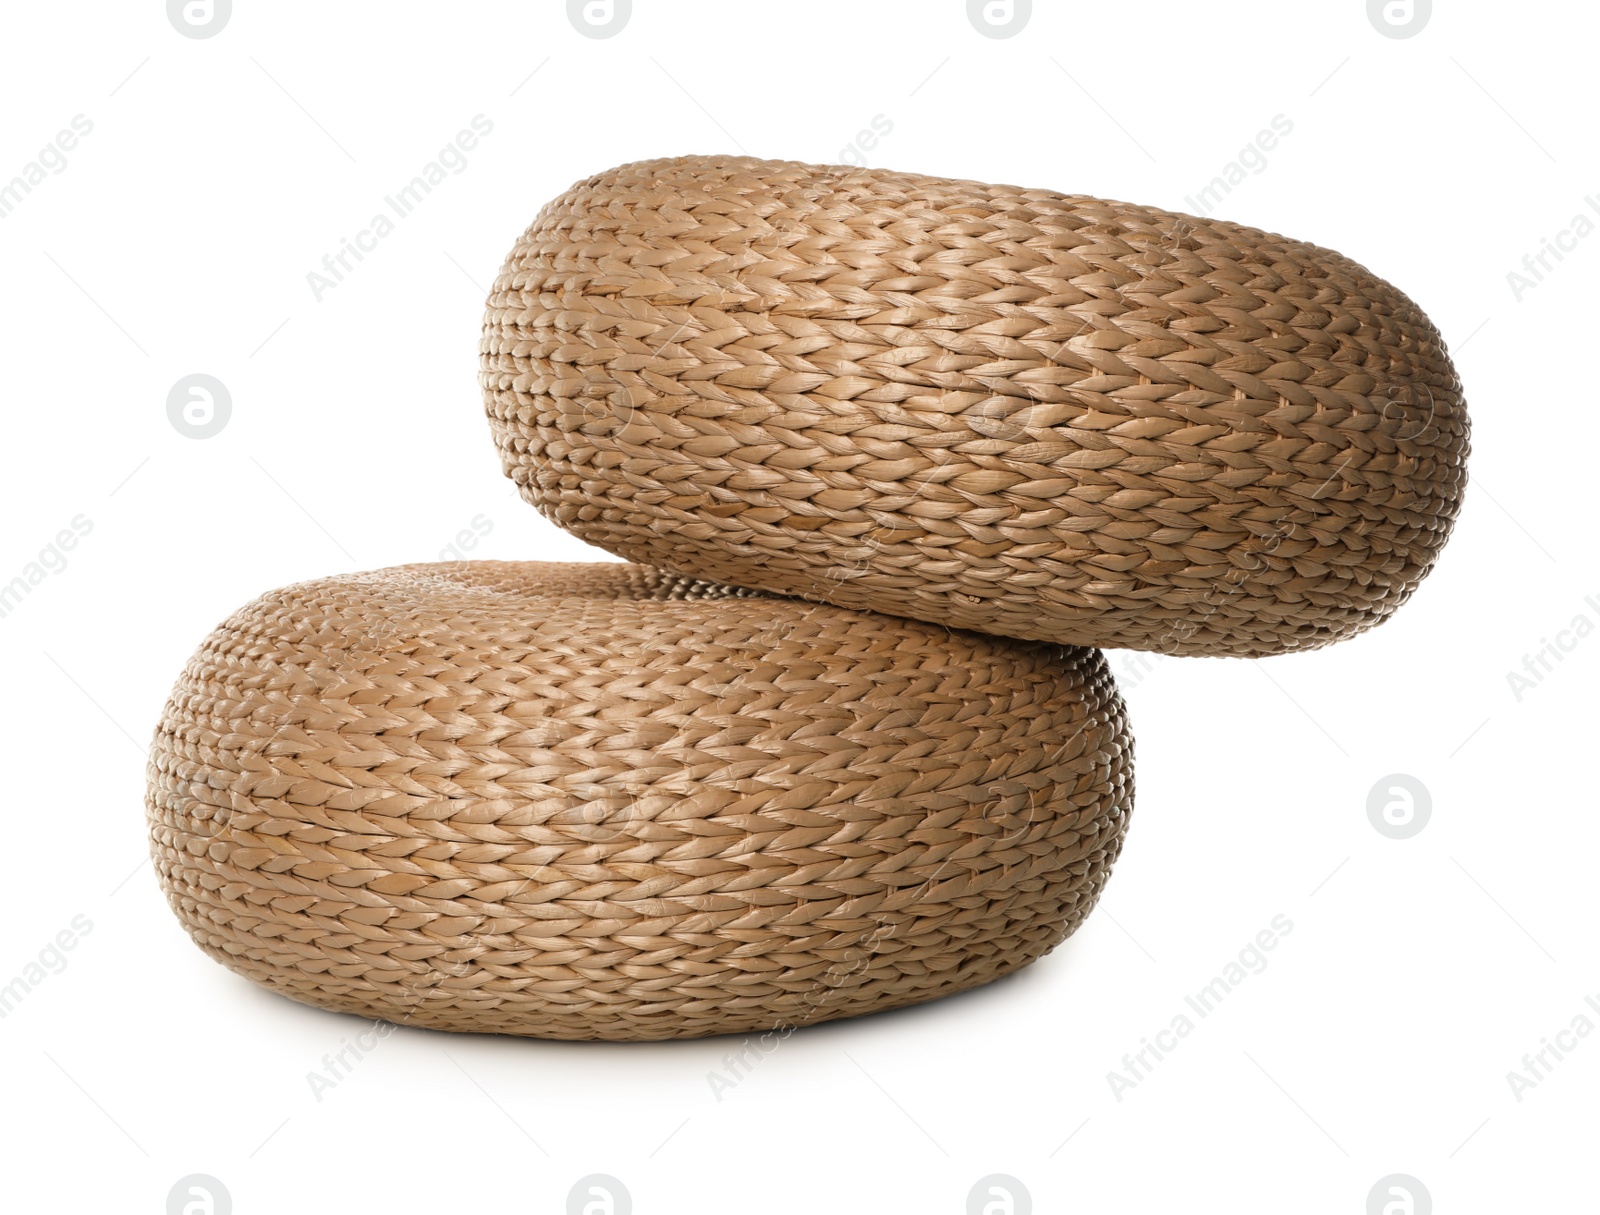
[
  {"left": 147, "top": 561, "right": 1132, "bottom": 1041},
  {"left": 481, "top": 155, "right": 1469, "bottom": 657}
]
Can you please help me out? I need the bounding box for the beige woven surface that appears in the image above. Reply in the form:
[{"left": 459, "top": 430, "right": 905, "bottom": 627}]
[
  {"left": 482, "top": 155, "right": 1469, "bottom": 657},
  {"left": 147, "top": 561, "right": 1132, "bottom": 1041}
]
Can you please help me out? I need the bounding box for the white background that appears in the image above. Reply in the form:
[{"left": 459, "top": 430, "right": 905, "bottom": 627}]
[{"left": 1, "top": 2, "right": 1593, "bottom": 1211}]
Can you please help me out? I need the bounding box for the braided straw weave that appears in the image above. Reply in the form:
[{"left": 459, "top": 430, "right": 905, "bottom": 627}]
[
  {"left": 482, "top": 155, "right": 1469, "bottom": 657},
  {"left": 147, "top": 561, "right": 1132, "bottom": 1040}
]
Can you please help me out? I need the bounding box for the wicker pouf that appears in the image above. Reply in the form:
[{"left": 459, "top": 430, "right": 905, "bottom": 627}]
[
  {"left": 147, "top": 561, "right": 1133, "bottom": 1041},
  {"left": 482, "top": 155, "right": 1469, "bottom": 657}
]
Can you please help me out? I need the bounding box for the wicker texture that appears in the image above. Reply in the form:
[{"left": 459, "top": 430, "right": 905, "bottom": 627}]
[
  {"left": 147, "top": 561, "right": 1132, "bottom": 1040},
  {"left": 482, "top": 155, "right": 1469, "bottom": 657}
]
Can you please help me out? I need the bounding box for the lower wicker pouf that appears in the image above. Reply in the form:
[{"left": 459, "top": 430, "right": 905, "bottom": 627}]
[{"left": 147, "top": 561, "right": 1133, "bottom": 1040}]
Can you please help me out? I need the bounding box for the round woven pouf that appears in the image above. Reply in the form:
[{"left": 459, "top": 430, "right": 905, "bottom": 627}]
[
  {"left": 147, "top": 561, "right": 1133, "bottom": 1041},
  {"left": 482, "top": 155, "right": 1469, "bottom": 657}
]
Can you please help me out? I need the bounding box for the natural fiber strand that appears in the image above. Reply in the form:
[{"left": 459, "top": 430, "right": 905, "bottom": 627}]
[
  {"left": 147, "top": 561, "right": 1133, "bottom": 1040},
  {"left": 482, "top": 155, "right": 1469, "bottom": 657}
]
